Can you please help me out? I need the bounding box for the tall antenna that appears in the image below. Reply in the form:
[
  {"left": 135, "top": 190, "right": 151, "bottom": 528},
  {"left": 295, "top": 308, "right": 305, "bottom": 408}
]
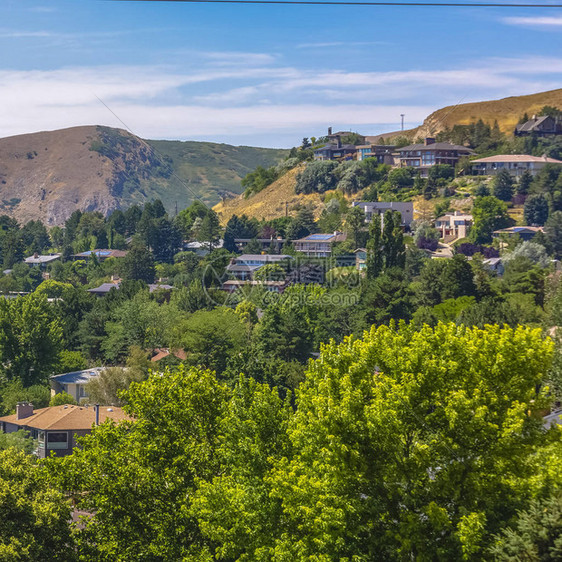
[{"left": 400, "top": 114, "right": 405, "bottom": 131}]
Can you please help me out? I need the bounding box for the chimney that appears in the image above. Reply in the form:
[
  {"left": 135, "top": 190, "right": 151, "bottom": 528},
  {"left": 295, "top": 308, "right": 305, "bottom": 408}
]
[
  {"left": 532, "top": 115, "right": 537, "bottom": 121},
  {"left": 94, "top": 404, "right": 100, "bottom": 426},
  {"left": 16, "top": 402, "right": 33, "bottom": 420},
  {"left": 336, "top": 135, "right": 342, "bottom": 149},
  {"left": 424, "top": 137, "right": 436, "bottom": 146},
  {"left": 328, "top": 127, "right": 332, "bottom": 136},
  {"left": 33, "top": 252, "right": 39, "bottom": 259}
]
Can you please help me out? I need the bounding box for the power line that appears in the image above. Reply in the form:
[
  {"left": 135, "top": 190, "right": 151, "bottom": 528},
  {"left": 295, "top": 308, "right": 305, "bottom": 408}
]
[
  {"left": 93, "top": 94, "right": 210, "bottom": 209},
  {"left": 111, "top": 0, "right": 562, "bottom": 7}
]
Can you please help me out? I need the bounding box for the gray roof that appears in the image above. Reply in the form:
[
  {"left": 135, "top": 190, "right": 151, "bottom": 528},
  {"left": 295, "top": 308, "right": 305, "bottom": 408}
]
[
  {"left": 87, "top": 283, "right": 119, "bottom": 294},
  {"left": 396, "top": 142, "right": 474, "bottom": 153},
  {"left": 24, "top": 254, "right": 61, "bottom": 265},
  {"left": 516, "top": 115, "right": 552, "bottom": 133},
  {"left": 226, "top": 264, "right": 262, "bottom": 273},
  {"left": 51, "top": 367, "right": 104, "bottom": 385}
]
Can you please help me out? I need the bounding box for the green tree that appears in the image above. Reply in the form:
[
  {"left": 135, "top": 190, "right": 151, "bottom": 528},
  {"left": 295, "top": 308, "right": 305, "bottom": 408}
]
[
  {"left": 366, "top": 214, "right": 383, "bottom": 280},
  {"left": 0, "top": 449, "right": 74, "bottom": 560},
  {"left": 517, "top": 169, "right": 533, "bottom": 196},
  {"left": 524, "top": 194, "right": 550, "bottom": 226},
  {"left": 493, "top": 169, "right": 515, "bottom": 201},
  {"left": 49, "top": 391, "right": 77, "bottom": 407},
  {"left": 544, "top": 210, "right": 562, "bottom": 258},
  {"left": 382, "top": 210, "right": 406, "bottom": 269},
  {"left": 120, "top": 242, "right": 155, "bottom": 283},
  {"left": 197, "top": 209, "right": 221, "bottom": 250},
  {"left": 174, "top": 308, "right": 246, "bottom": 374},
  {"left": 268, "top": 323, "right": 554, "bottom": 560},
  {"left": 470, "top": 196, "right": 512, "bottom": 244},
  {"left": 57, "top": 367, "right": 229, "bottom": 560},
  {"left": 0, "top": 293, "right": 62, "bottom": 385}
]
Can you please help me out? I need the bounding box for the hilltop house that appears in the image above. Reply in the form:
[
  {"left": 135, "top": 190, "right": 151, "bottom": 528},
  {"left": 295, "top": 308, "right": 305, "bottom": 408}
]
[
  {"left": 355, "top": 144, "right": 396, "bottom": 165},
  {"left": 0, "top": 403, "right": 130, "bottom": 458},
  {"left": 515, "top": 115, "right": 562, "bottom": 137},
  {"left": 351, "top": 201, "right": 414, "bottom": 227},
  {"left": 314, "top": 142, "right": 357, "bottom": 162},
  {"left": 294, "top": 232, "right": 347, "bottom": 257},
  {"left": 50, "top": 367, "right": 104, "bottom": 403},
  {"left": 394, "top": 138, "right": 474, "bottom": 176},
  {"left": 471, "top": 154, "right": 562, "bottom": 177}
]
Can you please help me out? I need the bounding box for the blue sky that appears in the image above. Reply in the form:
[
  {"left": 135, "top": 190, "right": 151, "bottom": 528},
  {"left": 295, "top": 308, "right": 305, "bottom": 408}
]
[{"left": 1, "top": 0, "right": 562, "bottom": 147}]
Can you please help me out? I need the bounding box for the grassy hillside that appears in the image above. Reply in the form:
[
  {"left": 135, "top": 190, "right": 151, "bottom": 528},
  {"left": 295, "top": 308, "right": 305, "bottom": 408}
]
[{"left": 214, "top": 166, "right": 327, "bottom": 225}]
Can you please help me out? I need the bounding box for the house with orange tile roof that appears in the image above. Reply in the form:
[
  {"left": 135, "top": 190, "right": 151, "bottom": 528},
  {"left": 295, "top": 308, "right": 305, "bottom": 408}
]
[{"left": 0, "top": 402, "right": 131, "bottom": 458}]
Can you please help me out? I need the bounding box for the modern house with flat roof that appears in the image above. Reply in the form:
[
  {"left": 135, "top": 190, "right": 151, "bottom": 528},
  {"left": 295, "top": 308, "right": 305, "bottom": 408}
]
[
  {"left": 351, "top": 201, "right": 414, "bottom": 227},
  {"left": 0, "top": 403, "right": 130, "bottom": 458},
  {"left": 50, "top": 367, "right": 105, "bottom": 403},
  {"left": 435, "top": 211, "right": 473, "bottom": 241},
  {"left": 314, "top": 143, "right": 356, "bottom": 162},
  {"left": 471, "top": 154, "right": 562, "bottom": 177},
  {"left": 294, "top": 232, "right": 347, "bottom": 257},
  {"left": 395, "top": 138, "right": 474, "bottom": 177}
]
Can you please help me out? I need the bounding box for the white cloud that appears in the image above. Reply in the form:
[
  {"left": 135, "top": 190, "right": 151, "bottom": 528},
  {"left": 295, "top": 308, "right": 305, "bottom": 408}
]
[
  {"left": 0, "top": 54, "right": 561, "bottom": 145},
  {"left": 503, "top": 16, "right": 562, "bottom": 27}
]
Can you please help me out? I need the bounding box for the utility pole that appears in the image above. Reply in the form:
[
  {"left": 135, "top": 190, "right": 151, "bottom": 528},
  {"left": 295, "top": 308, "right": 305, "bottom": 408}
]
[{"left": 400, "top": 114, "right": 405, "bottom": 131}]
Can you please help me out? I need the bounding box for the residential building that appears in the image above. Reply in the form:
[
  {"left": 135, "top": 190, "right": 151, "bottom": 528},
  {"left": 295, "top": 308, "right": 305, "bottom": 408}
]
[
  {"left": 73, "top": 249, "right": 128, "bottom": 261},
  {"left": 87, "top": 281, "right": 173, "bottom": 296},
  {"left": 226, "top": 254, "right": 292, "bottom": 280},
  {"left": 326, "top": 127, "right": 364, "bottom": 144},
  {"left": 435, "top": 211, "right": 473, "bottom": 240},
  {"left": 492, "top": 226, "right": 543, "bottom": 241},
  {"left": 24, "top": 253, "right": 61, "bottom": 267},
  {"left": 233, "top": 238, "right": 286, "bottom": 253},
  {"left": 355, "top": 248, "right": 367, "bottom": 271},
  {"left": 151, "top": 348, "right": 188, "bottom": 362},
  {"left": 351, "top": 201, "right": 414, "bottom": 227},
  {"left": 471, "top": 154, "right": 562, "bottom": 177},
  {"left": 184, "top": 240, "right": 224, "bottom": 256},
  {"left": 294, "top": 232, "right": 347, "bottom": 257},
  {"left": 222, "top": 279, "right": 288, "bottom": 294},
  {"left": 515, "top": 115, "right": 562, "bottom": 137},
  {"left": 355, "top": 144, "right": 396, "bottom": 165},
  {"left": 50, "top": 368, "right": 105, "bottom": 403},
  {"left": 0, "top": 403, "right": 130, "bottom": 458},
  {"left": 394, "top": 138, "right": 474, "bottom": 176},
  {"left": 314, "top": 142, "right": 356, "bottom": 162}
]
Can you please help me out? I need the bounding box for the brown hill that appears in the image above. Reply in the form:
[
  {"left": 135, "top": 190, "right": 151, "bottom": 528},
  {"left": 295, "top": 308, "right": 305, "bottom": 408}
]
[
  {"left": 383, "top": 88, "right": 562, "bottom": 142},
  {"left": 0, "top": 125, "right": 286, "bottom": 226},
  {"left": 214, "top": 166, "right": 326, "bottom": 225}
]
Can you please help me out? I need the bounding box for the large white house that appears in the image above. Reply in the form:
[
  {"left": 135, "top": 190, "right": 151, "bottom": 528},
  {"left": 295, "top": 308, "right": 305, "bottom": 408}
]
[{"left": 471, "top": 154, "right": 562, "bottom": 177}]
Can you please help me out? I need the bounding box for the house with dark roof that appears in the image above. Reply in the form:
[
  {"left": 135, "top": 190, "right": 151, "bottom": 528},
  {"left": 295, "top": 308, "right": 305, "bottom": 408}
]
[
  {"left": 0, "top": 403, "right": 130, "bottom": 458},
  {"left": 355, "top": 144, "right": 396, "bottom": 165},
  {"left": 394, "top": 138, "right": 474, "bottom": 177},
  {"left": 471, "top": 154, "right": 562, "bottom": 177},
  {"left": 314, "top": 142, "right": 357, "bottom": 162},
  {"left": 87, "top": 281, "right": 173, "bottom": 296},
  {"left": 515, "top": 115, "right": 562, "bottom": 137},
  {"left": 50, "top": 368, "right": 104, "bottom": 403},
  {"left": 294, "top": 232, "right": 347, "bottom": 257}
]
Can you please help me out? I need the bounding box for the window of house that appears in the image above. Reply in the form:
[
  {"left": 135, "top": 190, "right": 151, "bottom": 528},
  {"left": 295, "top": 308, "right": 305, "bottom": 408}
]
[{"left": 47, "top": 432, "right": 69, "bottom": 450}]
